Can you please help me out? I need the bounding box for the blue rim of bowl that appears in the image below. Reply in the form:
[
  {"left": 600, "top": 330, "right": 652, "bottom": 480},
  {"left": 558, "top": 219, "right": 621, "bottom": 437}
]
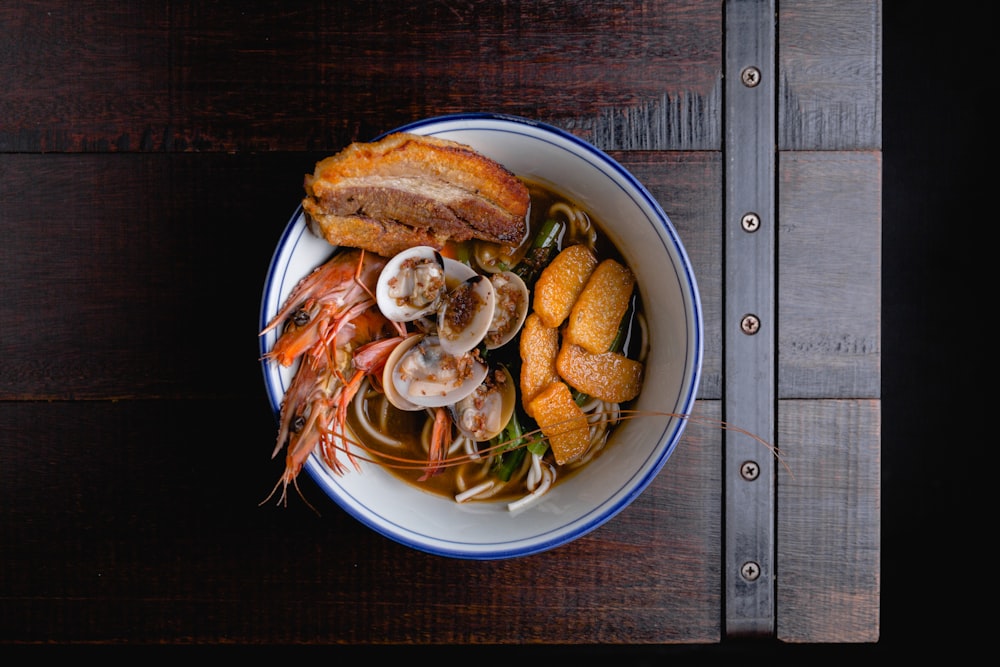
[{"left": 259, "top": 113, "right": 703, "bottom": 560}]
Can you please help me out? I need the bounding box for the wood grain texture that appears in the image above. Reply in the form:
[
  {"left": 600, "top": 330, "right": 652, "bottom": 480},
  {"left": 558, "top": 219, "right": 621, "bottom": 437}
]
[
  {"left": 613, "top": 151, "right": 723, "bottom": 399},
  {"left": 776, "top": 399, "right": 880, "bottom": 643},
  {"left": 1, "top": 0, "right": 722, "bottom": 154},
  {"left": 0, "top": 153, "right": 309, "bottom": 399},
  {"left": 779, "top": 0, "right": 883, "bottom": 151},
  {"left": 0, "top": 3, "right": 171, "bottom": 152},
  {"left": 778, "top": 151, "right": 882, "bottom": 399},
  {"left": 1, "top": 0, "right": 886, "bottom": 155},
  {"left": 0, "top": 151, "right": 717, "bottom": 401},
  {"left": 0, "top": 399, "right": 722, "bottom": 643}
]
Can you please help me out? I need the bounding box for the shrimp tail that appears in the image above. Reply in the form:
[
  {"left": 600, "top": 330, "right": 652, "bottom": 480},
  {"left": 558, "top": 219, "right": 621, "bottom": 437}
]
[{"left": 419, "top": 407, "right": 452, "bottom": 481}]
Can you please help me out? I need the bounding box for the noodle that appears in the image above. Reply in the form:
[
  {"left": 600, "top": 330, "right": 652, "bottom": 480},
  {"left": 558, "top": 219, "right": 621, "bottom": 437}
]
[
  {"left": 456, "top": 480, "right": 494, "bottom": 503},
  {"left": 526, "top": 452, "right": 544, "bottom": 489},
  {"left": 507, "top": 459, "right": 555, "bottom": 512},
  {"left": 548, "top": 201, "right": 596, "bottom": 250},
  {"left": 458, "top": 433, "right": 480, "bottom": 460},
  {"left": 352, "top": 379, "right": 403, "bottom": 448}
]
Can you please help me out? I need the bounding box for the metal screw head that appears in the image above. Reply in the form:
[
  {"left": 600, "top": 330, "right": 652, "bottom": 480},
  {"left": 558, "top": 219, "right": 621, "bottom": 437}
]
[
  {"left": 741, "top": 212, "right": 760, "bottom": 233},
  {"left": 740, "top": 314, "right": 760, "bottom": 335},
  {"left": 740, "top": 561, "right": 761, "bottom": 581},
  {"left": 741, "top": 66, "right": 761, "bottom": 87},
  {"left": 740, "top": 460, "right": 760, "bottom": 481}
]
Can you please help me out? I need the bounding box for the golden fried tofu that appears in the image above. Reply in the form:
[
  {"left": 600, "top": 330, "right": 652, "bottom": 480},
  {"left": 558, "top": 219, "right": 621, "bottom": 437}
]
[
  {"left": 556, "top": 342, "right": 644, "bottom": 403},
  {"left": 519, "top": 313, "right": 561, "bottom": 417},
  {"left": 528, "top": 381, "right": 591, "bottom": 465},
  {"left": 565, "top": 258, "right": 635, "bottom": 354},
  {"left": 532, "top": 243, "right": 598, "bottom": 328}
]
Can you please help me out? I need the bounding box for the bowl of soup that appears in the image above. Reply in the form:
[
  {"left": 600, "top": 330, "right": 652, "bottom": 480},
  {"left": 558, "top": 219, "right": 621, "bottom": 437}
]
[{"left": 259, "top": 113, "right": 703, "bottom": 559}]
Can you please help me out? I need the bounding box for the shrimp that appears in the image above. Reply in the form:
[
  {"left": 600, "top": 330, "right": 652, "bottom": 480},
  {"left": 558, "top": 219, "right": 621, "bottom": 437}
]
[
  {"left": 418, "top": 407, "right": 453, "bottom": 481},
  {"left": 261, "top": 248, "right": 388, "bottom": 367},
  {"left": 260, "top": 248, "right": 402, "bottom": 507}
]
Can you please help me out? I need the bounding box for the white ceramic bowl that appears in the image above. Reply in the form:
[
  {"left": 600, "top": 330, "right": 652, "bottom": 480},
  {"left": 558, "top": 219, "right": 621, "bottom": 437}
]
[{"left": 259, "top": 113, "right": 703, "bottom": 559}]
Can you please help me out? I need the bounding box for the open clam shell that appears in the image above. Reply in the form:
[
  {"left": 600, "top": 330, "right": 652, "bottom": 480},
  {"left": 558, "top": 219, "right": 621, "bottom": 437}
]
[
  {"left": 386, "top": 334, "right": 488, "bottom": 409},
  {"left": 452, "top": 366, "right": 517, "bottom": 441},
  {"left": 437, "top": 274, "right": 496, "bottom": 355},
  {"left": 375, "top": 246, "right": 447, "bottom": 322},
  {"left": 381, "top": 334, "right": 427, "bottom": 411},
  {"left": 483, "top": 271, "right": 529, "bottom": 350}
]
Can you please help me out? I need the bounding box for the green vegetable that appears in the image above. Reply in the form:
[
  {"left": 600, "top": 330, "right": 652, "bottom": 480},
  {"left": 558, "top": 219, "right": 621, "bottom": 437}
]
[
  {"left": 494, "top": 446, "right": 526, "bottom": 482},
  {"left": 455, "top": 242, "right": 473, "bottom": 265},
  {"left": 531, "top": 217, "right": 563, "bottom": 250},
  {"left": 491, "top": 409, "right": 549, "bottom": 482},
  {"left": 608, "top": 292, "right": 638, "bottom": 354},
  {"left": 514, "top": 218, "right": 563, "bottom": 286},
  {"left": 526, "top": 436, "right": 549, "bottom": 457}
]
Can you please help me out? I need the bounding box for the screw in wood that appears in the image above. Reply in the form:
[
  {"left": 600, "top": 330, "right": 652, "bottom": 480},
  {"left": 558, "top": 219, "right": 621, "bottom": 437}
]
[
  {"left": 740, "top": 561, "right": 761, "bottom": 581},
  {"left": 741, "top": 212, "right": 760, "bottom": 232},
  {"left": 740, "top": 314, "right": 760, "bottom": 335},
  {"left": 740, "top": 461, "right": 760, "bottom": 481},
  {"left": 741, "top": 66, "right": 761, "bottom": 87}
]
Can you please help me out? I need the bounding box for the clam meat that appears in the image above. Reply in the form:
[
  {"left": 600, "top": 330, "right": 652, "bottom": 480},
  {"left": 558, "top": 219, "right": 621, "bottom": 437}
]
[
  {"left": 483, "top": 271, "right": 529, "bottom": 350},
  {"left": 387, "top": 334, "right": 488, "bottom": 409},
  {"left": 437, "top": 274, "right": 496, "bottom": 355},
  {"left": 452, "top": 366, "right": 516, "bottom": 441},
  {"left": 375, "top": 246, "right": 447, "bottom": 322}
]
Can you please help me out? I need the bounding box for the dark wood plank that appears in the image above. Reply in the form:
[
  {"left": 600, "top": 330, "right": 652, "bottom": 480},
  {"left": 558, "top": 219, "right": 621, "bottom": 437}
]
[
  {"left": 1, "top": 0, "right": 722, "bottom": 153},
  {"left": 776, "top": 399, "right": 880, "bottom": 643},
  {"left": 0, "top": 152, "right": 308, "bottom": 399},
  {"left": 778, "top": 0, "right": 883, "bottom": 151},
  {"left": 0, "top": 3, "right": 171, "bottom": 152},
  {"left": 2, "top": 0, "right": 884, "bottom": 155},
  {"left": 778, "top": 151, "right": 881, "bottom": 399},
  {"left": 772, "top": 3, "right": 881, "bottom": 642},
  {"left": 0, "top": 151, "right": 720, "bottom": 401},
  {"left": 614, "top": 151, "right": 723, "bottom": 400},
  {"left": 0, "top": 399, "right": 722, "bottom": 643}
]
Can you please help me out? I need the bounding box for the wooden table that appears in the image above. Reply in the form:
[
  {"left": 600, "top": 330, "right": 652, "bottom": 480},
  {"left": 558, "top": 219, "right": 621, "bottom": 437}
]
[{"left": 1, "top": 0, "right": 880, "bottom": 650}]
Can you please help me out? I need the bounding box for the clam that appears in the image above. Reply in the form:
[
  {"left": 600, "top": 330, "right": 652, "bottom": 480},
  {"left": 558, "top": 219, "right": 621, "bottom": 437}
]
[
  {"left": 437, "top": 274, "right": 496, "bottom": 355},
  {"left": 375, "top": 246, "right": 447, "bottom": 322},
  {"left": 452, "top": 366, "right": 517, "bottom": 441},
  {"left": 472, "top": 202, "right": 532, "bottom": 274},
  {"left": 483, "top": 271, "right": 529, "bottom": 350},
  {"left": 381, "top": 334, "right": 427, "bottom": 411},
  {"left": 385, "top": 334, "right": 488, "bottom": 409},
  {"left": 472, "top": 239, "right": 529, "bottom": 274},
  {"left": 442, "top": 257, "right": 477, "bottom": 284}
]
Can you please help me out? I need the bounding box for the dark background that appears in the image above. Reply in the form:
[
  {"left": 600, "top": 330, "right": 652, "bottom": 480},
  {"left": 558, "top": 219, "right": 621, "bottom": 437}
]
[{"left": 877, "top": 2, "right": 983, "bottom": 658}]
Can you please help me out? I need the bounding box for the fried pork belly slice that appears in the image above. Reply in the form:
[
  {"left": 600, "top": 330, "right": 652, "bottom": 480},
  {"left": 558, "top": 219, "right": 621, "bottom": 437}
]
[
  {"left": 303, "top": 133, "right": 529, "bottom": 254},
  {"left": 303, "top": 206, "right": 449, "bottom": 259}
]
